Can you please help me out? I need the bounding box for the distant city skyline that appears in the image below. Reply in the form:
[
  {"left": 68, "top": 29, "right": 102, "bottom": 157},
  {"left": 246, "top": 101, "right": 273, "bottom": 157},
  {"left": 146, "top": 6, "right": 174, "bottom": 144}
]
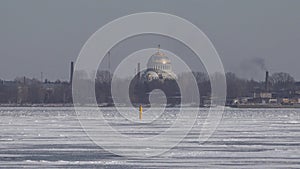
[{"left": 1, "top": 0, "right": 300, "bottom": 81}]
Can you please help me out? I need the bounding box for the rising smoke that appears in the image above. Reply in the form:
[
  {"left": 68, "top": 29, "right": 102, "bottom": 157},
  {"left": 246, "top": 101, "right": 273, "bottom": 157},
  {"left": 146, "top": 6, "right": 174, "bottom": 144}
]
[
  {"left": 238, "top": 57, "right": 268, "bottom": 80},
  {"left": 251, "top": 57, "right": 267, "bottom": 71}
]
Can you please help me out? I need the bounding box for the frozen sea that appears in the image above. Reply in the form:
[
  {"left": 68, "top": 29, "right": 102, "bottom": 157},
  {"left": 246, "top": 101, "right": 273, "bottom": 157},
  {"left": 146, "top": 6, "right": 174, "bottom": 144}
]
[{"left": 0, "top": 107, "right": 300, "bottom": 168}]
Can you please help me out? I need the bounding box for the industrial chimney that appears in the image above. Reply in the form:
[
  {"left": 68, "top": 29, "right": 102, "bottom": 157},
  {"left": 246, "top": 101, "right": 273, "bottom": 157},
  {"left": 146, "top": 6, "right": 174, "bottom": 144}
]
[
  {"left": 70, "top": 61, "right": 74, "bottom": 84},
  {"left": 265, "top": 71, "right": 269, "bottom": 91}
]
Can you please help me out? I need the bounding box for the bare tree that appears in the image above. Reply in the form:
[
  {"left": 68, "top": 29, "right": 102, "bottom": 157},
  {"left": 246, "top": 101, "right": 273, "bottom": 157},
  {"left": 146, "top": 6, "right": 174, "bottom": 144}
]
[{"left": 270, "top": 72, "right": 295, "bottom": 91}]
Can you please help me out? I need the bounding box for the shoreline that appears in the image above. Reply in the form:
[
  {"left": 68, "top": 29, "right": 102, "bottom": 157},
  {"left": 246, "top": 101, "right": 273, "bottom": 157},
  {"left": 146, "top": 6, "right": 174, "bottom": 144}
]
[
  {"left": 229, "top": 104, "right": 300, "bottom": 108},
  {"left": 0, "top": 103, "right": 300, "bottom": 108}
]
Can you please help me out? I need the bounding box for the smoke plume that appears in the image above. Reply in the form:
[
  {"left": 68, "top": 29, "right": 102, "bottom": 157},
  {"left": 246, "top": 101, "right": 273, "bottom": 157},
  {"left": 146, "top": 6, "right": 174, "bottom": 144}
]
[{"left": 251, "top": 57, "right": 267, "bottom": 71}]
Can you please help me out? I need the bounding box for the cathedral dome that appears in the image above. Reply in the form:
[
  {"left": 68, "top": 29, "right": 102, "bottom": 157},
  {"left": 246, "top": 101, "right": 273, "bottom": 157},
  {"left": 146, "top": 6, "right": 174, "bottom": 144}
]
[
  {"left": 147, "top": 50, "right": 172, "bottom": 72},
  {"left": 141, "top": 46, "right": 177, "bottom": 82}
]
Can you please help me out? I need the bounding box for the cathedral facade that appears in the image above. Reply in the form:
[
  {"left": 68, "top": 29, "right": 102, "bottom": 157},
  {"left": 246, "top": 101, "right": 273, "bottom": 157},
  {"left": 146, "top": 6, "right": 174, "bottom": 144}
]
[{"left": 141, "top": 48, "right": 177, "bottom": 82}]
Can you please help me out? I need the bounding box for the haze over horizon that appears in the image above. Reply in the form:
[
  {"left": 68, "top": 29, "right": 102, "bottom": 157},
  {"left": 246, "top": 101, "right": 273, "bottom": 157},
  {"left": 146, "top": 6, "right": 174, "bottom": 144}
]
[{"left": 1, "top": 0, "right": 300, "bottom": 81}]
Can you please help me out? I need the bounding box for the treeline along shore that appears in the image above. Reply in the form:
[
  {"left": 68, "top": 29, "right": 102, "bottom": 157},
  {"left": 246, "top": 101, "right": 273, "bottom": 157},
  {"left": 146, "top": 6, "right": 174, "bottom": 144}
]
[{"left": 0, "top": 70, "right": 299, "bottom": 107}]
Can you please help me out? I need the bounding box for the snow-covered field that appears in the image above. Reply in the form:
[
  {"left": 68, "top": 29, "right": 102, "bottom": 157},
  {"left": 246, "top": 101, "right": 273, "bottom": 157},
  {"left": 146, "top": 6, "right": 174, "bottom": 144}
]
[{"left": 0, "top": 107, "right": 300, "bottom": 168}]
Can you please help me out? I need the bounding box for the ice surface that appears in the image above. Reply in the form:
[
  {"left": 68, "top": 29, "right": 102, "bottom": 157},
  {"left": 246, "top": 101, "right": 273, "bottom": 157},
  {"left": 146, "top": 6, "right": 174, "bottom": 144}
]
[{"left": 0, "top": 107, "right": 299, "bottom": 168}]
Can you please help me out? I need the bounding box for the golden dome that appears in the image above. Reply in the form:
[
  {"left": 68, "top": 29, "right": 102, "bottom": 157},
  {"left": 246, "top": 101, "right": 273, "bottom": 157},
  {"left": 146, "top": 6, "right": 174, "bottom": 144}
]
[{"left": 147, "top": 49, "right": 172, "bottom": 72}]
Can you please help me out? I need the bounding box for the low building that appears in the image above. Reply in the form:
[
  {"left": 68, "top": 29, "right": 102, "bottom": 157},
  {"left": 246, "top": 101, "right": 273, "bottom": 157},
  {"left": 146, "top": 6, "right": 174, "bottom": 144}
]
[
  {"left": 269, "top": 98, "right": 278, "bottom": 104},
  {"left": 254, "top": 92, "right": 272, "bottom": 99}
]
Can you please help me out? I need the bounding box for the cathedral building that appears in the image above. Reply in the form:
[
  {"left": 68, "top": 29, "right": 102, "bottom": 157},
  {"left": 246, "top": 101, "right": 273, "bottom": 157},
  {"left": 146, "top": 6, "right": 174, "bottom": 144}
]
[{"left": 141, "top": 46, "right": 177, "bottom": 82}]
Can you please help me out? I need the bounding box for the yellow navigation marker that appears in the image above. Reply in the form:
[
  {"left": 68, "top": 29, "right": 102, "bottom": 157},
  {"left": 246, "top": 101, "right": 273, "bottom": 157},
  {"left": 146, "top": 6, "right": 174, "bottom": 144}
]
[{"left": 139, "top": 105, "right": 143, "bottom": 120}]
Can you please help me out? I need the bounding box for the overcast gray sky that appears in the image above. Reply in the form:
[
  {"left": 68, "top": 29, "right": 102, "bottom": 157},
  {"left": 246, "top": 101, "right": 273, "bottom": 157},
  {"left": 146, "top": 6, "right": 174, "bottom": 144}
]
[{"left": 1, "top": 0, "right": 299, "bottom": 81}]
